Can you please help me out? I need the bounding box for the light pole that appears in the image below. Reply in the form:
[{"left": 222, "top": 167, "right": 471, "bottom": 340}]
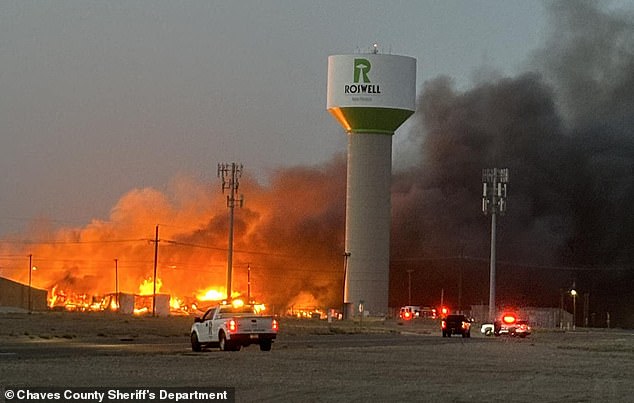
[
  {"left": 482, "top": 168, "right": 509, "bottom": 322},
  {"left": 570, "top": 289, "right": 577, "bottom": 330},
  {"left": 28, "top": 254, "right": 32, "bottom": 312},
  {"left": 28, "top": 256, "right": 37, "bottom": 313}
]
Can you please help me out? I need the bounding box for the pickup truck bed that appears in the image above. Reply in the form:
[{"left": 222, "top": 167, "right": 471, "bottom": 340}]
[{"left": 191, "top": 303, "right": 279, "bottom": 351}]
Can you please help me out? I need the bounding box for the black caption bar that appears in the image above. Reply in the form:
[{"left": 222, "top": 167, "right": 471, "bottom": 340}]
[{"left": 1, "top": 387, "right": 235, "bottom": 403}]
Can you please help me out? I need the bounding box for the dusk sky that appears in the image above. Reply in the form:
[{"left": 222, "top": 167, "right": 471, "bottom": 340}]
[{"left": 0, "top": 0, "right": 629, "bottom": 236}]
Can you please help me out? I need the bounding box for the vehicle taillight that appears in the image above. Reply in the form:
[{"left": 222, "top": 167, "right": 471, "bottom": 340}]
[
  {"left": 441, "top": 320, "right": 446, "bottom": 329},
  {"left": 272, "top": 319, "right": 279, "bottom": 331},
  {"left": 228, "top": 319, "right": 237, "bottom": 333}
]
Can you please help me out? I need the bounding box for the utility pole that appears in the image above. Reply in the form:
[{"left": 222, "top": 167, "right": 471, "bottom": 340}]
[
  {"left": 406, "top": 270, "right": 413, "bottom": 306},
  {"left": 247, "top": 264, "right": 251, "bottom": 303},
  {"left": 152, "top": 225, "right": 159, "bottom": 317},
  {"left": 457, "top": 265, "right": 463, "bottom": 314},
  {"left": 114, "top": 259, "right": 119, "bottom": 310},
  {"left": 343, "top": 252, "right": 350, "bottom": 319},
  {"left": 559, "top": 289, "right": 564, "bottom": 329},
  {"left": 583, "top": 293, "right": 589, "bottom": 328},
  {"left": 218, "top": 163, "right": 244, "bottom": 300},
  {"left": 458, "top": 246, "right": 464, "bottom": 314},
  {"left": 482, "top": 168, "right": 508, "bottom": 322}
]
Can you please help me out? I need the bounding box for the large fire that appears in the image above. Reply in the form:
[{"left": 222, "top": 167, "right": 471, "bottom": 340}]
[
  {"left": 0, "top": 167, "right": 346, "bottom": 315},
  {"left": 46, "top": 277, "right": 247, "bottom": 316}
]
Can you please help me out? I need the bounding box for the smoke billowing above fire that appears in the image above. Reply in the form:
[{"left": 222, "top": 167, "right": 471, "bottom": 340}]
[
  {"left": 398, "top": 1, "right": 633, "bottom": 264},
  {"left": 1, "top": 2, "right": 632, "bottom": 323},
  {"left": 0, "top": 162, "right": 346, "bottom": 311},
  {"left": 391, "top": 1, "right": 633, "bottom": 324}
]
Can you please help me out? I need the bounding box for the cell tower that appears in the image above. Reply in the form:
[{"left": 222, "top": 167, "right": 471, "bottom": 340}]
[
  {"left": 327, "top": 49, "right": 416, "bottom": 316},
  {"left": 482, "top": 168, "right": 509, "bottom": 322}
]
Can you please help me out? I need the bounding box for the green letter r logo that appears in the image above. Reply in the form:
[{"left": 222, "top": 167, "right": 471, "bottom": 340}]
[{"left": 354, "top": 58, "right": 371, "bottom": 83}]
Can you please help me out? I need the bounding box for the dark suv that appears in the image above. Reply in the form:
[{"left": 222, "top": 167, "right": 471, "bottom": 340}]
[{"left": 441, "top": 314, "right": 471, "bottom": 338}]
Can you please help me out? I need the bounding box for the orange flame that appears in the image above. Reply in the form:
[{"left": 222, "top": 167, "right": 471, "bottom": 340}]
[
  {"left": 196, "top": 286, "right": 240, "bottom": 302},
  {"left": 0, "top": 166, "right": 347, "bottom": 314},
  {"left": 139, "top": 277, "right": 162, "bottom": 295}
]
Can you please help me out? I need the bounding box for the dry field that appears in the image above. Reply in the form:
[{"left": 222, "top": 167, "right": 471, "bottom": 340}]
[{"left": 0, "top": 311, "right": 633, "bottom": 402}]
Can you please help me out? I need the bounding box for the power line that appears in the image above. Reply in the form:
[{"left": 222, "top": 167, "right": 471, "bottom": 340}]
[
  {"left": 392, "top": 255, "right": 630, "bottom": 272},
  {"left": 0, "top": 238, "right": 147, "bottom": 245}
]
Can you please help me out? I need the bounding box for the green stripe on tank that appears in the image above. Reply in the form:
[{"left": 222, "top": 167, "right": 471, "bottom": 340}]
[{"left": 328, "top": 107, "right": 414, "bottom": 134}]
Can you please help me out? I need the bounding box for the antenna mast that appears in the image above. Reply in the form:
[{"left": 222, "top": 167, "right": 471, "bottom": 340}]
[{"left": 482, "top": 168, "right": 509, "bottom": 322}]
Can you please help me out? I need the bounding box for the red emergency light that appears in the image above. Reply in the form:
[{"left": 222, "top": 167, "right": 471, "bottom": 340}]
[{"left": 502, "top": 314, "right": 517, "bottom": 324}]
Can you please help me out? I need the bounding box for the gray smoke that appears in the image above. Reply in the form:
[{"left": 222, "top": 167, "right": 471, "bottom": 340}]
[
  {"left": 387, "top": 2, "right": 634, "bottom": 327},
  {"left": 393, "top": 1, "right": 634, "bottom": 271}
]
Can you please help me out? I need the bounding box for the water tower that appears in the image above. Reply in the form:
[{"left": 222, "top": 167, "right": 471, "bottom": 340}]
[{"left": 327, "top": 49, "right": 416, "bottom": 316}]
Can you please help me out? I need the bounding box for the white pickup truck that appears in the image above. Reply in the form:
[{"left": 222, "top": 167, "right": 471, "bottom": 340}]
[{"left": 190, "top": 303, "right": 279, "bottom": 352}]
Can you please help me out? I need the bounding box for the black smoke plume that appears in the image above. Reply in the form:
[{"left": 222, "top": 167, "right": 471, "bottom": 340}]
[{"left": 391, "top": 1, "right": 633, "bottom": 326}]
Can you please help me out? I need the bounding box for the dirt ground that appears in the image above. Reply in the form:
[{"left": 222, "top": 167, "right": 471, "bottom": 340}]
[{"left": 0, "top": 311, "right": 633, "bottom": 402}]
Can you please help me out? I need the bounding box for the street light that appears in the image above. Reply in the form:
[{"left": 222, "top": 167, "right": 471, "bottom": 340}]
[{"left": 570, "top": 289, "right": 577, "bottom": 330}]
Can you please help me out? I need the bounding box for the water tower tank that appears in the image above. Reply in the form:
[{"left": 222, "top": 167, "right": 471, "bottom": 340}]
[{"left": 327, "top": 53, "right": 416, "bottom": 316}]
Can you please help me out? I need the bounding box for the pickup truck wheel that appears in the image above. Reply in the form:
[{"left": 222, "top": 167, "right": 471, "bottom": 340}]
[
  {"left": 219, "top": 332, "right": 230, "bottom": 351},
  {"left": 191, "top": 332, "right": 202, "bottom": 352},
  {"left": 485, "top": 329, "right": 493, "bottom": 336},
  {"left": 259, "top": 340, "right": 272, "bottom": 351}
]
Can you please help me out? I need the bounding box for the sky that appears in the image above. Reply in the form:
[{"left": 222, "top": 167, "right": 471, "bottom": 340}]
[{"left": 0, "top": 0, "right": 551, "bottom": 235}]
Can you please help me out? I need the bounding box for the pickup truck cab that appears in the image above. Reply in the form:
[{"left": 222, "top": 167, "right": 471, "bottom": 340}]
[
  {"left": 191, "top": 303, "right": 279, "bottom": 352},
  {"left": 441, "top": 314, "right": 471, "bottom": 338}
]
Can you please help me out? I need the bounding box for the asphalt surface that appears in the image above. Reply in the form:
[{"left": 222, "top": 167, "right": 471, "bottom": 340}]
[{"left": 0, "top": 332, "right": 483, "bottom": 357}]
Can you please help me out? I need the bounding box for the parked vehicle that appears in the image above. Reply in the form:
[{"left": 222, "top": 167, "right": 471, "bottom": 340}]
[
  {"left": 399, "top": 305, "right": 420, "bottom": 320},
  {"left": 441, "top": 314, "right": 471, "bottom": 338},
  {"left": 190, "top": 302, "right": 278, "bottom": 351},
  {"left": 481, "top": 313, "right": 531, "bottom": 337}
]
